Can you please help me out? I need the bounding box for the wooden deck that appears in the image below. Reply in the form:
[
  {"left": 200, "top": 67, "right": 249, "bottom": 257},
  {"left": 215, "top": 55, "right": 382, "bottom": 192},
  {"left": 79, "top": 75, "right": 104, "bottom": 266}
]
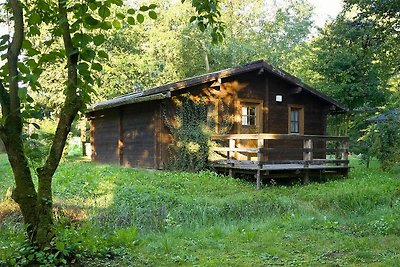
[{"left": 209, "top": 134, "right": 349, "bottom": 188}]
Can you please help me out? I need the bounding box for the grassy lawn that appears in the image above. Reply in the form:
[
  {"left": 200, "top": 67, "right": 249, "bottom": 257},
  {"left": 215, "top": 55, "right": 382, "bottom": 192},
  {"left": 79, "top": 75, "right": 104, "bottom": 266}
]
[{"left": 0, "top": 153, "right": 399, "bottom": 266}]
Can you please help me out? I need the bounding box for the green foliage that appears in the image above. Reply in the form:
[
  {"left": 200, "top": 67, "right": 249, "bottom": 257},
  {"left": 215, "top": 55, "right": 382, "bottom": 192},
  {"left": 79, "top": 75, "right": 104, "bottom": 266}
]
[
  {"left": 163, "top": 97, "right": 210, "bottom": 172},
  {"left": 5, "top": 240, "right": 71, "bottom": 266},
  {"left": 359, "top": 115, "right": 400, "bottom": 171},
  {"left": 22, "top": 119, "right": 57, "bottom": 169},
  {"left": 296, "top": 0, "right": 400, "bottom": 158},
  {"left": 306, "top": 18, "right": 388, "bottom": 110},
  {"left": 92, "top": 0, "right": 315, "bottom": 101},
  {"left": 343, "top": 0, "right": 400, "bottom": 75},
  {"left": 162, "top": 96, "right": 233, "bottom": 172},
  {"left": 0, "top": 220, "right": 137, "bottom": 266}
]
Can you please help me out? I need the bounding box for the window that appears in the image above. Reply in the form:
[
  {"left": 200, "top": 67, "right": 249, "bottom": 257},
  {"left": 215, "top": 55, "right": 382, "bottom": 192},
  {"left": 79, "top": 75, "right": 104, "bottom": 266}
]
[
  {"left": 288, "top": 105, "right": 304, "bottom": 134},
  {"left": 290, "top": 108, "right": 300, "bottom": 133},
  {"left": 242, "top": 106, "right": 257, "bottom": 126}
]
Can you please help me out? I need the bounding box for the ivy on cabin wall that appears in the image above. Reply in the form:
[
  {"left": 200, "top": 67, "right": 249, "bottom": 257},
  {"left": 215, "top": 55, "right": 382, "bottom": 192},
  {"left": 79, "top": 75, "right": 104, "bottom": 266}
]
[{"left": 162, "top": 95, "right": 233, "bottom": 172}]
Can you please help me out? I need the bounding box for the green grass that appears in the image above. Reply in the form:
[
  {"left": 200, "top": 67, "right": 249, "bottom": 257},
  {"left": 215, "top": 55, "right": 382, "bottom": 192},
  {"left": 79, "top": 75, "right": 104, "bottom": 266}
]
[{"left": 0, "top": 153, "right": 400, "bottom": 266}]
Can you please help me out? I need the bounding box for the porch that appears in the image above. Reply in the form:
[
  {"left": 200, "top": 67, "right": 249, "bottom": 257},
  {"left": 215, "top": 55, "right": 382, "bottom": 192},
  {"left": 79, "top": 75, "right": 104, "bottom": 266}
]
[{"left": 209, "top": 134, "right": 349, "bottom": 188}]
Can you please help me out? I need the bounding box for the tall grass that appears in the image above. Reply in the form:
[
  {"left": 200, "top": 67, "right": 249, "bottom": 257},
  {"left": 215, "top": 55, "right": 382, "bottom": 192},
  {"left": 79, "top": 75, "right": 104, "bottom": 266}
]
[{"left": 0, "top": 153, "right": 399, "bottom": 265}]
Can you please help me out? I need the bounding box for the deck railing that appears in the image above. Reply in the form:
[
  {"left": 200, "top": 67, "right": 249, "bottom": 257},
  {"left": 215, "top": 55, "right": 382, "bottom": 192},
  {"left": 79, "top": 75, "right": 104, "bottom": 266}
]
[{"left": 209, "top": 134, "right": 349, "bottom": 187}]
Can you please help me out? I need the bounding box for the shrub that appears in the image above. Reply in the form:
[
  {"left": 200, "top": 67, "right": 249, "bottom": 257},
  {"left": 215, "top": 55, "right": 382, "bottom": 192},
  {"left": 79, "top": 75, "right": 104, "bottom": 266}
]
[{"left": 359, "top": 114, "right": 400, "bottom": 171}]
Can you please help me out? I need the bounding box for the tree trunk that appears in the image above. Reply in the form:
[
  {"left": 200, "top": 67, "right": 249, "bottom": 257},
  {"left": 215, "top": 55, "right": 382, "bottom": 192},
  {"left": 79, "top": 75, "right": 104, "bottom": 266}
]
[
  {"left": 3, "top": 132, "right": 38, "bottom": 240},
  {"left": 35, "top": 172, "right": 54, "bottom": 247},
  {"left": 2, "top": 0, "right": 40, "bottom": 242},
  {"left": 0, "top": 0, "right": 83, "bottom": 249},
  {"left": 31, "top": 0, "right": 83, "bottom": 248}
]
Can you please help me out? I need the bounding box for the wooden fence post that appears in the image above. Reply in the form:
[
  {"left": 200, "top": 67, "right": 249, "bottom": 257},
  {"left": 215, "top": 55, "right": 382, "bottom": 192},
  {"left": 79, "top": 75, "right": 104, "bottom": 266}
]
[
  {"left": 256, "top": 137, "right": 264, "bottom": 189},
  {"left": 341, "top": 139, "right": 349, "bottom": 161},
  {"left": 341, "top": 139, "right": 349, "bottom": 173},
  {"left": 228, "top": 138, "right": 235, "bottom": 177},
  {"left": 303, "top": 139, "right": 313, "bottom": 184},
  {"left": 257, "top": 138, "right": 264, "bottom": 162},
  {"left": 228, "top": 138, "right": 235, "bottom": 160},
  {"left": 303, "top": 139, "right": 313, "bottom": 162},
  {"left": 256, "top": 169, "right": 261, "bottom": 189}
]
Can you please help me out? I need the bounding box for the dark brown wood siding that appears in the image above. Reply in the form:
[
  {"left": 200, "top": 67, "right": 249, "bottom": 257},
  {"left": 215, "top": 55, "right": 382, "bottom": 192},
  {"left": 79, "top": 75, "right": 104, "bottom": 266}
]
[
  {"left": 267, "top": 76, "right": 330, "bottom": 160},
  {"left": 90, "top": 67, "right": 333, "bottom": 169},
  {"left": 159, "top": 99, "right": 173, "bottom": 169},
  {"left": 90, "top": 108, "right": 120, "bottom": 164},
  {"left": 121, "top": 102, "right": 158, "bottom": 169}
]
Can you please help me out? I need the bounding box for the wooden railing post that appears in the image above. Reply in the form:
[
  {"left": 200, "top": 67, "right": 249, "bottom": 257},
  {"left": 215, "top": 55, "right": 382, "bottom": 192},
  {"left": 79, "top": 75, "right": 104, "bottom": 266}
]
[
  {"left": 341, "top": 139, "right": 349, "bottom": 165},
  {"left": 228, "top": 138, "right": 235, "bottom": 160},
  {"left": 303, "top": 138, "right": 313, "bottom": 184},
  {"left": 303, "top": 139, "right": 313, "bottom": 162},
  {"left": 256, "top": 138, "right": 264, "bottom": 189},
  {"left": 257, "top": 138, "right": 264, "bottom": 162},
  {"left": 227, "top": 138, "right": 235, "bottom": 177}
]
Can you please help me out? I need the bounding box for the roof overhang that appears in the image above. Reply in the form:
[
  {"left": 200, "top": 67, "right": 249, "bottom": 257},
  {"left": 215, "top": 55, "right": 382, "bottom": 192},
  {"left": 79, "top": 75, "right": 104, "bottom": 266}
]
[{"left": 88, "top": 60, "right": 347, "bottom": 113}]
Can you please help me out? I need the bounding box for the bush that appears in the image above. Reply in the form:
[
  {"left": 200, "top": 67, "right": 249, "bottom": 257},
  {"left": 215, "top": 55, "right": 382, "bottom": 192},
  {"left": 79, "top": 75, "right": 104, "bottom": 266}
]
[
  {"left": 1, "top": 220, "right": 138, "bottom": 266},
  {"left": 359, "top": 114, "right": 400, "bottom": 171}
]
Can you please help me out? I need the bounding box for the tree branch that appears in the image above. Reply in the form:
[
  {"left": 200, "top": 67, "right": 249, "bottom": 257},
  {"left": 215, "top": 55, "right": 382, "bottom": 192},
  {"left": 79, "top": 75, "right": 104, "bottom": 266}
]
[
  {"left": 8, "top": 0, "right": 24, "bottom": 116},
  {"left": 38, "top": 0, "right": 83, "bottom": 178}
]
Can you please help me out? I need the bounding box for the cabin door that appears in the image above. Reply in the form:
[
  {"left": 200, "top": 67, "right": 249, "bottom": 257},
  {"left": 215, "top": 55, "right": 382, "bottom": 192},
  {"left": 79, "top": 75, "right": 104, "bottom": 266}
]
[{"left": 238, "top": 99, "right": 263, "bottom": 160}]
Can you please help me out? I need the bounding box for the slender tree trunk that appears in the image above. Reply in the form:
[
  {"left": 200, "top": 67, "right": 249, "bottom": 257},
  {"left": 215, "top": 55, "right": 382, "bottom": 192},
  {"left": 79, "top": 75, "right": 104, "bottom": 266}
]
[
  {"left": 0, "top": 0, "right": 83, "bottom": 249},
  {"left": 200, "top": 41, "right": 210, "bottom": 72},
  {"left": 32, "top": 0, "right": 83, "bottom": 248},
  {"left": 3, "top": 133, "right": 38, "bottom": 239},
  {"left": 2, "top": 0, "right": 39, "bottom": 241}
]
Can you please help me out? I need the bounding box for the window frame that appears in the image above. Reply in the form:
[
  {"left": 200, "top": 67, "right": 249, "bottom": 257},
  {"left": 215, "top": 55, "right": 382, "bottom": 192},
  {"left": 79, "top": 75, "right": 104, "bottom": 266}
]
[
  {"left": 237, "top": 99, "right": 263, "bottom": 134},
  {"left": 241, "top": 105, "right": 257, "bottom": 126},
  {"left": 288, "top": 104, "right": 304, "bottom": 134}
]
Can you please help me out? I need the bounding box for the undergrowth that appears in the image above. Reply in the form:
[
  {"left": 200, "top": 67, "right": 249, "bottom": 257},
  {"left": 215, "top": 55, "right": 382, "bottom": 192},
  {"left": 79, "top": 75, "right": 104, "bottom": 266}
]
[{"left": 0, "top": 153, "right": 399, "bottom": 266}]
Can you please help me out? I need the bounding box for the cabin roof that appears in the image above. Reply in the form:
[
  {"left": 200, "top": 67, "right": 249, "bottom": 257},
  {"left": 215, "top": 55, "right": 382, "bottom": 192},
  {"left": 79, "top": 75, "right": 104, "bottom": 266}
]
[
  {"left": 88, "top": 60, "right": 347, "bottom": 113},
  {"left": 366, "top": 107, "right": 400, "bottom": 123}
]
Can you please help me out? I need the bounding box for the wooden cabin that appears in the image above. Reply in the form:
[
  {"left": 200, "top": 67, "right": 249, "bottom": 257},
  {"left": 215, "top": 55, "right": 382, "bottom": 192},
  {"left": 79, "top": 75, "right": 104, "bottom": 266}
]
[{"left": 87, "top": 60, "right": 349, "bottom": 186}]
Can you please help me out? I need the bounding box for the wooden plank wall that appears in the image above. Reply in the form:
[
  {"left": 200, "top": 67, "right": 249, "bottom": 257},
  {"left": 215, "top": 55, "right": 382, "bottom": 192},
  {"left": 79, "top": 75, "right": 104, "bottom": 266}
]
[
  {"left": 267, "top": 76, "right": 330, "bottom": 160},
  {"left": 90, "top": 108, "right": 120, "bottom": 164},
  {"left": 90, "top": 69, "right": 333, "bottom": 169},
  {"left": 121, "top": 102, "right": 157, "bottom": 169}
]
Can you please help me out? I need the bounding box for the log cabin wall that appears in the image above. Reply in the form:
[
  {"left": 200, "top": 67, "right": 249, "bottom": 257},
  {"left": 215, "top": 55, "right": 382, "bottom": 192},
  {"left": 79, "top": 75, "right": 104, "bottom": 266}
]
[
  {"left": 267, "top": 75, "right": 330, "bottom": 160},
  {"left": 90, "top": 101, "right": 160, "bottom": 169},
  {"left": 90, "top": 108, "right": 120, "bottom": 164},
  {"left": 225, "top": 71, "right": 267, "bottom": 134},
  {"left": 158, "top": 83, "right": 211, "bottom": 169},
  {"left": 157, "top": 70, "right": 268, "bottom": 166},
  {"left": 121, "top": 101, "right": 159, "bottom": 169},
  {"left": 90, "top": 64, "right": 336, "bottom": 169}
]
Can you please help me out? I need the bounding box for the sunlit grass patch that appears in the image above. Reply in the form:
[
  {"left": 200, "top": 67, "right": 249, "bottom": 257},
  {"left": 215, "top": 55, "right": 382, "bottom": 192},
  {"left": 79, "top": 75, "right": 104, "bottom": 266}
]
[{"left": 0, "top": 197, "right": 21, "bottom": 223}]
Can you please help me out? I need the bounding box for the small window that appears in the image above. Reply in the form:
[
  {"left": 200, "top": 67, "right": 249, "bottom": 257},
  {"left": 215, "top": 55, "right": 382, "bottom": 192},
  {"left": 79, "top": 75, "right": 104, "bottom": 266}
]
[
  {"left": 290, "top": 108, "right": 300, "bottom": 133},
  {"left": 288, "top": 105, "right": 304, "bottom": 134},
  {"left": 242, "top": 106, "right": 257, "bottom": 126}
]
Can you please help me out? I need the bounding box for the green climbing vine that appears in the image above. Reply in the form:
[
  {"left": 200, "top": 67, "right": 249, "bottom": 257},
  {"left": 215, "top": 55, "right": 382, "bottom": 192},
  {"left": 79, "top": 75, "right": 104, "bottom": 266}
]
[{"left": 163, "top": 94, "right": 233, "bottom": 172}]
